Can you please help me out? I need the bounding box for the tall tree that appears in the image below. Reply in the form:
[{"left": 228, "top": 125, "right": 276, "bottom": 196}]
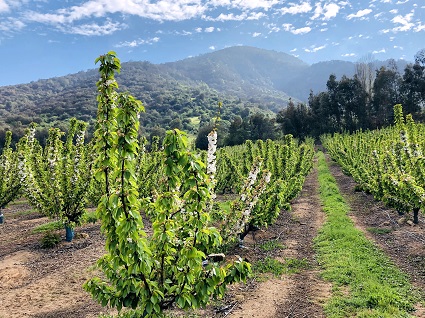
[
  {"left": 372, "top": 66, "right": 402, "bottom": 128},
  {"left": 355, "top": 53, "right": 376, "bottom": 104},
  {"left": 276, "top": 99, "right": 313, "bottom": 139},
  {"left": 400, "top": 49, "right": 425, "bottom": 118},
  {"left": 337, "top": 75, "right": 368, "bottom": 131}
]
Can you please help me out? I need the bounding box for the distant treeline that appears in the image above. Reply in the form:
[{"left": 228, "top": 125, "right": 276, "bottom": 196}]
[{"left": 278, "top": 50, "right": 425, "bottom": 140}]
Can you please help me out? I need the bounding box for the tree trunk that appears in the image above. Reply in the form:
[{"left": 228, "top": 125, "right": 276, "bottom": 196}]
[{"left": 413, "top": 208, "right": 419, "bottom": 224}]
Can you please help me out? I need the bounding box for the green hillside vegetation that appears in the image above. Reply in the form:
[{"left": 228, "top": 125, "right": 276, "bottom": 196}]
[
  {"left": 0, "top": 63, "right": 274, "bottom": 147},
  {"left": 0, "top": 46, "right": 419, "bottom": 148}
]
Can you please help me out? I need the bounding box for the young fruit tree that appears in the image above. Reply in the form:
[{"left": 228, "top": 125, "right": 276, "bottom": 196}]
[
  {"left": 0, "top": 131, "right": 21, "bottom": 223},
  {"left": 18, "top": 119, "right": 92, "bottom": 240},
  {"left": 84, "top": 51, "right": 251, "bottom": 317}
]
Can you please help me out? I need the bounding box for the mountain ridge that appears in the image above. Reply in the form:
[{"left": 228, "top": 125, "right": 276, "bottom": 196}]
[{"left": 0, "top": 46, "right": 411, "bottom": 143}]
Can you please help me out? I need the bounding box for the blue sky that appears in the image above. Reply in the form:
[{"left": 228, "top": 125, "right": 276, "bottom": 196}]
[{"left": 0, "top": 0, "right": 424, "bottom": 86}]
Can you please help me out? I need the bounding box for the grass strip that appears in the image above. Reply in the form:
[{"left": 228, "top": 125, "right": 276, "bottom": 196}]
[
  {"left": 31, "top": 210, "right": 98, "bottom": 234},
  {"left": 253, "top": 256, "right": 308, "bottom": 277},
  {"left": 31, "top": 220, "right": 63, "bottom": 233},
  {"left": 315, "top": 151, "right": 419, "bottom": 318}
]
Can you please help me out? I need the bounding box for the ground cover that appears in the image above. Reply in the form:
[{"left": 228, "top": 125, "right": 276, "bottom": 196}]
[{"left": 316, "top": 151, "right": 420, "bottom": 317}]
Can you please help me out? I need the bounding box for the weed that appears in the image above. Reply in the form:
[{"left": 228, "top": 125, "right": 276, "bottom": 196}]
[
  {"left": 40, "top": 231, "right": 61, "bottom": 248},
  {"left": 253, "top": 256, "right": 308, "bottom": 277},
  {"left": 259, "top": 239, "right": 285, "bottom": 252},
  {"left": 367, "top": 227, "right": 392, "bottom": 235},
  {"left": 82, "top": 210, "right": 98, "bottom": 224},
  {"left": 32, "top": 220, "right": 63, "bottom": 234}
]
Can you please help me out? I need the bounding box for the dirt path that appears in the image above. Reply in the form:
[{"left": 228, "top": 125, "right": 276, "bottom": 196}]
[
  {"left": 226, "top": 158, "right": 330, "bottom": 318},
  {"left": 3, "top": 155, "right": 424, "bottom": 318}
]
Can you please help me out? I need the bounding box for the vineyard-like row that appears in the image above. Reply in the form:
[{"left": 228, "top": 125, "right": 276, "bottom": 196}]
[
  {"left": 322, "top": 104, "right": 425, "bottom": 224},
  {"left": 0, "top": 52, "right": 314, "bottom": 317}
]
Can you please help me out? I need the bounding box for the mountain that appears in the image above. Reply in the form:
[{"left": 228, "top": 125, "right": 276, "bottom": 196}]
[
  {"left": 164, "top": 46, "right": 308, "bottom": 103},
  {"left": 0, "top": 46, "right": 411, "bottom": 144}
]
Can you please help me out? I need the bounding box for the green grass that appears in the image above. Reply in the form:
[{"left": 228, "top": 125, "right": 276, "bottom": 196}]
[
  {"left": 82, "top": 210, "right": 98, "bottom": 224},
  {"left": 253, "top": 256, "right": 308, "bottom": 278},
  {"left": 31, "top": 220, "right": 63, "bottom": 233},
  {"left": 258, "top": 239, "right": 285, "bottom": 252},
  {"left": 367, "top": 227, "right": 393, "bottom": 235},
  {"left": 31, "top": 210, "right": 98, "bottom": 234},
  {"left": 315, "top": 151, "right": 419, "bottom": 318}
]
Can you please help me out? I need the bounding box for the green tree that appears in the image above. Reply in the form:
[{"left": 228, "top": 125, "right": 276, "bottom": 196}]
[
  {"left": 400, "top": 51, "right": 425, "bottom": 118},
  {"left": 0, "top": 131, "right": 21, "bottom": 211},
  {"left": 372, "top": 66, "right": 402, "bottom": 128},
  {"left": 18, "top": 118, "right": 92, "bottom": 240},
  {"left": 84, "top": 52, "right": 251, "bottom": 317},
  {"left": 276, "top": 99, "right": 313, "bottom": 139}
]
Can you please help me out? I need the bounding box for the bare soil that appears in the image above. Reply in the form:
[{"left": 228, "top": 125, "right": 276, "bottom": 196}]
[{"left": 1, "top": 156, "right": 424, "bottom": 318}]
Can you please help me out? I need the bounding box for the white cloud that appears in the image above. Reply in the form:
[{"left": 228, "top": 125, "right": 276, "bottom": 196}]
[
  {"left": 342, "top": 53, "right": 356, "bottom": 57},
  {"left": 346, "top": 8, "right": 372, "bottom": 20},
  {"left": 195, "top": 27, "right": 202, "bottom": 32},
  {"left": 311, "top": 2, "right": 340, "bottom": 20},
  {"left": 391, "top": 12, "right": 414, "bottom": 32},
  {"left": 323, "top": 3, "right": 340, "bottom": 20},
  {"left": 414, "top": 24, "right": 425, "bottom": 32},
  {"left": 209, "top": 45, "right": 215, "bottom": 50},
  {"left": 25, "top": 0, "right": 208, "bottom": 25},
  {"left": 290, "top": 48, "right": 297, "bottom": 52},
  {"left": 247, "top": 12, "right": 266, "bottom": 20},
  {"left": 207, "top": 11, "right": 265, "bottom": 21},
  {"left": 280, "top": 2, "right": 312, "bottom": 15},
  {"left": 178, "top": 30, "right": 192, "bottom": 36},
  {"left": 292, "top": 26, "right": 311, "bottom": 34},
  {"left": 282, "top": 23, "right": 311, "bottom": 35},
  {"left": 210, "top": 0, "right": 279, "bottom": 11},
  {"left": 61, "top": 20, "right": 124, "bottom": 36},
  {"left": 115, "top": 36, "right": 160, "bottom": 48},
  {"left": 266, "top": 23, "right": 280, "bottom": 33},
  {"left": 393, "top": 45, "right": 403, "bottom": 50},
  {"left": 0, "top": 0, "right": 9, "bottom": 12},
  {"left": 372, "top": 48, "right": 386, "bottom": 54},
  {"left": 304, "top": 44, "right": 326, "bottom": 53},
  {"left": 252, "top": 32, "right": 261, "bottom": 37},
  {"left": 204, "top": 26, "right": 214, "bottom": 32},
  {"left": 210, "top": 12, "right": 246, "bottom": 21},
  {"left": 389, "top": 9, "right": 398, "bottom": 14},
  {"left": 0, "top": 17, "right": 25, "bottom": 32}
]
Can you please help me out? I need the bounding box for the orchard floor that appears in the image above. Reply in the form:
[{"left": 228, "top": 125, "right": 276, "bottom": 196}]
[{"left": 1, "top": 154, "right": 425, "bottom": 318}]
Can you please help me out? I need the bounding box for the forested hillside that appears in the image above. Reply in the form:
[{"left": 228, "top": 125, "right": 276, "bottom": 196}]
[{"left": 0, "top": 46, "right": 414, "bottom": 147}]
